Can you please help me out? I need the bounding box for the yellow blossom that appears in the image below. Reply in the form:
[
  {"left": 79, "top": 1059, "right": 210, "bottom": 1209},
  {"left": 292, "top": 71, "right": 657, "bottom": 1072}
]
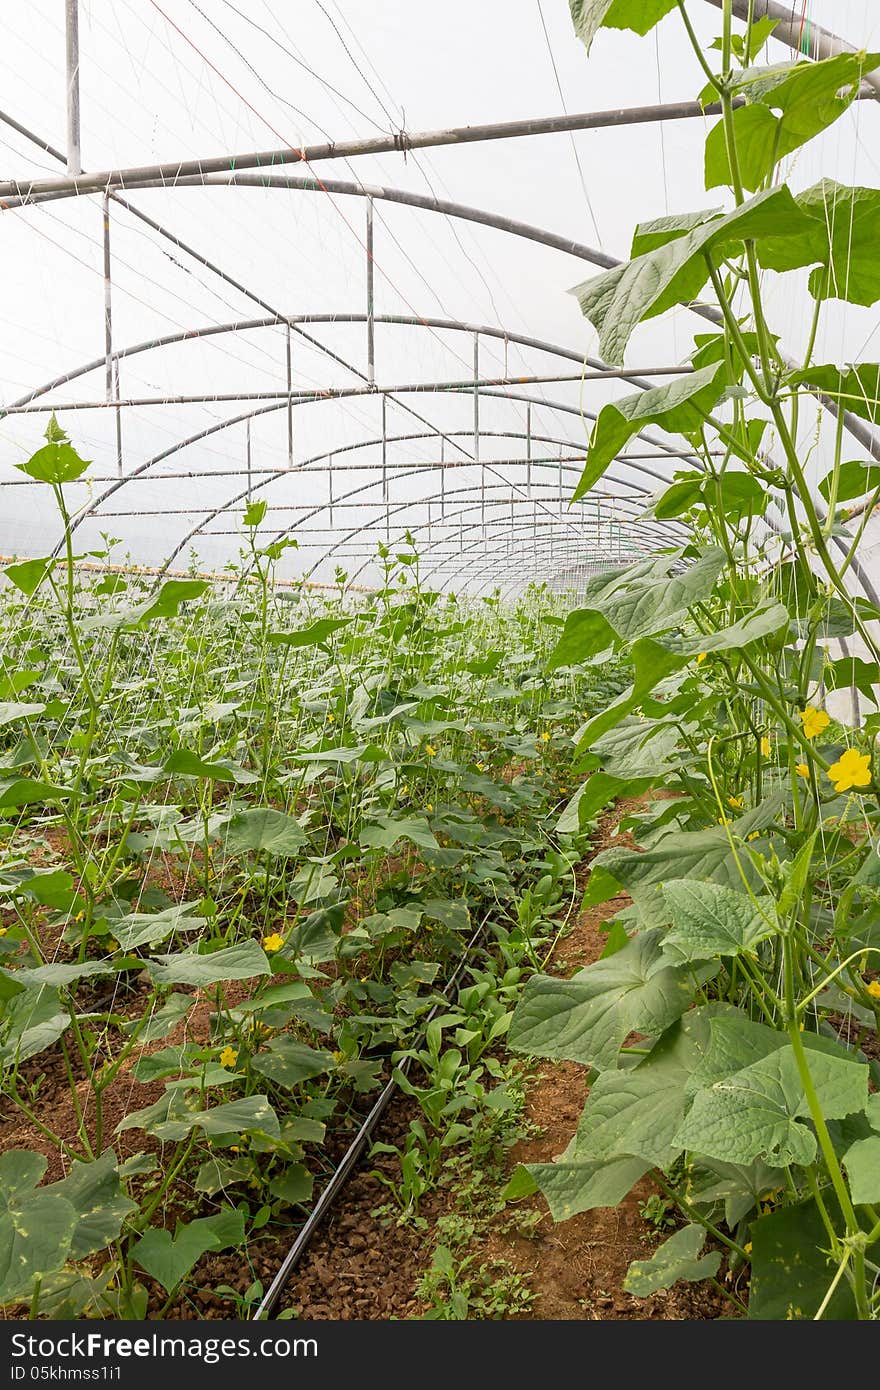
[
  {"left": 327, "top": 712, "right": 335, "bottom": 724},
  {"left": 747, "top": 831, "right": 760, "bottom": 841},
  {"left": 540, "top": 731, "right": 551, "bottom": 743},
  {"left": 219, "top": 1045, "right": 238, "bottom": 1068},
  {"left": 696, "top": 652, "right": 707, "bottom": 665},
  {"left": 799, "top": 706, "right": 830, "bottom": 741},
  {"left": 425, "top": 744, "right": 437, "bottom": 757},
  {"left": 0, "top": 927, "right": 6, "bottom": 938},
  {"left": 795, "top": 763, "right": 810, "bottom": 779},
  {"left": 743, "top": 1242, "right": 752, "bottom": 1256},
  {"left": 826, "top": 748, "right": 871, "bottom": 793},
  {"left": 426, "top": 803, "right": 434, "bottom": 813},
  {"left": 476, "top": 762, "right": 485, "bottom": 772},
  {"left": 727, "top": 795, "right": 742, "bottom": 809},
  {"left": 760, "top": 736, "right": 771, "bottom": 757},
  {"left": 262, "top": 932, "right": 284, "bottom": 952},
  {"left": 866, "top": 980, "right": 880, "bottom": 1000}
]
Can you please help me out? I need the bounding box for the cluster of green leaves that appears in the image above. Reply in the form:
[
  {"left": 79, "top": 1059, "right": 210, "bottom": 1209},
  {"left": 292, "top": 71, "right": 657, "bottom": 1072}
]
[
  {"left": 0, "top": 449, "right": 627, "bottom": 1318},
  {"left": 507, "top": 1, "right": 880, "bottom": 1321}
]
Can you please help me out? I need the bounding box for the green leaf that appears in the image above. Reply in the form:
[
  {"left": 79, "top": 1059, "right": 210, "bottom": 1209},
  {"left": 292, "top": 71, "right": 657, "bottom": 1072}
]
[
  {"left": 568, "top": 0, "right": 677, "bottom": 54},
  {"left": 192, "top": 1095, "right": 279, "bottom": 1138},
  {"left": 749, "top": 1199, "right": 858, "bottom": 1320},
  {"left": 570, "top": 1008, "right": 721, "bottom": 1169},
  {"left": 268, "top": 618, "right": 351, "bottom": 647},
  {"left": 249, "top": 1037, "right": 335, "bottom": 1089},
  {"left": 218, "top": 808, "right": 307, "bottom": 857},
  {"left": 675, "top": 1046, "right": 868, "bottom": 1167},
  {"left": 661, "top": 880, "right": 777, "bottom": 963},
  {"left": 146, "top": 940, "right": 271, "bottom": 986},
  {"left": 576, "top": 639, "right": 689, "bottom": 749},
  {"left": 360, "top": 815, "right": 439, "bottom": 852},
  {"left": 757, "top": 181, "right": 880, "bottom": 306},
  {"left": 0, "top": 1150, "right": 78, "bottom": 1301},
  {"left": 129, "top": 580, "right": 209, "bottom": 626},
  {"left": 17, "top": 430, "right": 90, "bottom": 484},
  {"left": 570, "top": 186, "right": 811, "bottom": 363},
  {"left": 111, "top": 903, "right": 206, "bottom": 952},
  {"left": 509, "top": 929, "right": 694, "bottom": 1071},
  {"left": 163, "top": 749, "right": 258, "bottom": 783},
  {"left": 819, "top": 459, "right": 880, "bottom": 504},
  {"left": 4, "top": 557, "right": 55, "bottom": 597},
  {"left": 624, "top": 1224, "right": 721, "bottom": 1297},
  {"left": 268, "top": 1164, "right": 314, "bottom": 1206},
  {"left": 842, "top": 1135, "right": 880, "bottom": 1205},
  {"left": 0, "top": 777, "right": 71, "bottom": 807},
  {"left": 132, "top": 1208, "right": 245, "bottom": 1293},
  {"left": 789, "top": 363, "right": 880, "bottom": 422},
  {"left": 660, "top": 600, "right": 790, "bottom": 655},
  {"left": 572, "top": 369, "right": 727, "bottom": 499},
  {"left": 705, "top": 54, "right": 875, "bottom": 192},
  {"left": 122, "top": 991, "right": 192, "bottom": 1042},
  {"left": 526, "top": 1154, "right": 650, "bottom": 1221},
  {"left": 243, "top": 498, "right": 267, "bottom": 528},
  {"left": 0, "top": 701, "right": 44, "bottom": 727},
  {"left": 46, "top": 1151, "right": 136, "bottom": 1259},
  {"left": 0, "top": 987, "right": 71, "bottom": 1067}
]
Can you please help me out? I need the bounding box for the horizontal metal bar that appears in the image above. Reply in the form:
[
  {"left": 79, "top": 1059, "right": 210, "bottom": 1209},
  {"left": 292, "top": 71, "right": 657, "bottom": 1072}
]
[{"left": 2, "top": 366, "right": 685, "bottom": 414}]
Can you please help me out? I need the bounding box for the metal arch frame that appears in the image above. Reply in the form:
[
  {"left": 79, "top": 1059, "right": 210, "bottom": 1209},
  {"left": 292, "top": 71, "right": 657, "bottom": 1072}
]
[
  {"left": 160, "top": 461, "right": 685, "bottom": 581},
  {"left": 154, "top": 408, "right": 695, "bottom": 577},
  {"left": 2, "top": 2, "right": 877, "bottom": 596}
]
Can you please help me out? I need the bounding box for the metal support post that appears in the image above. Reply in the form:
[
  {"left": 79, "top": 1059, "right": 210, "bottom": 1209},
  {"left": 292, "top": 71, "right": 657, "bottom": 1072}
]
[
  {"left": 366, "top": 196, "right": 375, "bottom": 385},
  {"left": 65, "top": 0, "right": 81, "bottom": 175}
]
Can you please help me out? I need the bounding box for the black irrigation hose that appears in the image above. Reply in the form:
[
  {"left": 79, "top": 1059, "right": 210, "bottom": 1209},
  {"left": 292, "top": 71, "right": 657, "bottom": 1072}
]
[{"left": 252, "top": 914, "right": 490, "bottom": 1320}]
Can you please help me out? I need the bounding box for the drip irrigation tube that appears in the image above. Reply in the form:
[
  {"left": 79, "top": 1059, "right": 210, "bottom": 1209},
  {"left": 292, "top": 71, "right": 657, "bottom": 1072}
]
[{"left": 252, "top": 913, "right": 490, "bottom": 1320}]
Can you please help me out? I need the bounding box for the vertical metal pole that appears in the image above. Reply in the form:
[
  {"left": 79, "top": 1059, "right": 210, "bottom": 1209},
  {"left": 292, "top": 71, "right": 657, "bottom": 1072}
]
[
  {"left": 381, "top": 395, "right": 389, "bottom": 541},
  {"left": 526, "top": 405, "right": 531, "bottom": 498},
  {"left": 328, "top": 454, "right": 334, "bottom": 527},
  {"left": 473, "top": 333, "right": 480, "bottom": 463},
  {"left": 559, "top": 456, "right": 564, "bottom": 514},
  {"left": 285, "top": 325, "right": 293, "bottom": 469},
  {"left": 102, "top": 192, "right": 122, "bottom": 477},
  {"left": 65, "top": 0, "right": 82, "bottom": 175},
  {"left": 246, "top": 418, "right": 252, "bottom": 498},
  {"left": 366, "top": 197, "right": 375, "bottom": 385},
  {"left": 440, "top": 438, "right": 445, "bottom": 522}
]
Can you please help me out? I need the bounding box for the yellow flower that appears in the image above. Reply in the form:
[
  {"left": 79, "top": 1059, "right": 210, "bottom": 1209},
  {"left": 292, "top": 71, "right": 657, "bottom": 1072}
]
[
  {"left": 425, "top": 744, "right": 437, "bottom": 757},
  {"left": 747, "top": 831, "right": 760, "bottom": 841},
  {"left": 219, "top": 1045, "right": 238, "bottom": 1068},
  {"left": 728, "top": 795, "right": 742, "bottom": 809},
  {"left": 866, "top": 980, "right": 880, "bottom": 1000},
  {"left": 743, "top": 1242, "right": 752, "bottom": 1256},
  {"left": 262, "top": 932, "right": 284, "bottom": 952},
  {"left": 327, "top": 712, "right": 335, "bottom": 724},
  {"left": 426, "top": 802, "right": 434, "bottom": 812},
  {"left": 696, "top": 652, "right": 707, "bottom": 665},
  {"left": 0, "top": 927, "right": 6, "bottom": 938},
  {"left": 826, "top": 748, "right": 871, "bottom": 793},
  {"left": 799, "top": 706, "right": 830, "bottom": 741},
  {"left": 400, "top": 783, "right": 409, "bottom": 796},
  {"left": 475, "top": 762, "right": 485, "bottom": 772},
  {"left": 795, "top": 763, "right": 810, "bottom": 779},
  {"left": 540, "top": 731, "right": 551, "bottom": 743},
  {"left": 760, "top": 736, "right": 771, "bottom": 757}
]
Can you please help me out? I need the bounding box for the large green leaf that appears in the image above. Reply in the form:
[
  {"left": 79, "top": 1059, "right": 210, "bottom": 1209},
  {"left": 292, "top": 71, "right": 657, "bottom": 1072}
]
[
  {"left": 705, "top": 54, "right": 875, "bottom": 192},
  {"left": 112, "top": 903, "right": 207, "bottom": 952},
  {"left": 660, "top": 601, "right": 790, "bottom": 655},
  {"left": 0, "top": 986, "right": 71, "bottom": 1067},
  {"left": 46, "top": 1150, "right": 136, "bottom": 1259},
  {"left": 131, "top": 1208, "right": 245, "bottom": 1293},
  {"left": 4, "top": 557, "right": 55, "bottom": 597},
  {"left": 218, "top": 807, "right": 307, "bottom": 856},
  {"left": 576, "top": 638, "right": 689, "bottom": 749},
  {"left": 249, "top": 1037, "right": 335, "bottom": 1088},
  {"left": 572, "top": 368, "right": 727, "bottom": 500},
  {"left": 509, "top": 929, "right": 694, "bottom": 1071},
  {"left": 675, "top": 1046, "right": 868, "bottom": 1167},
  {"left": 128, "top": 580, "right": 209, "bottom": 626},
  {"left": 818, "top": 459, "right": 880, "bottom": 504},
  {"left": 568, "top": 0, "right": 677, "bottom": 54},
  {"left": 163, "top": 750, "right": 258, "bottom": 784},
  {"left": 624, "top": 1224, "right": 720, "bottom": 1297},
  {"left": 192, "top": 1095, "right": 279, "bottom": 1139},
  {"left": 360, "top": 815, "right": 439, "bottom": 852},
  {"left": 525, "top": 1154, "right": 650, "bottom": 1221},
  {"left": 757, "top": 180, "right": 880, "bottom": 306},
  {"left": 146, "top": 940, "right": 271, "bottom": 986},
  {"left": 569, "top": 1008, "right": 720, "bottom": 1169},
  {"left": 570, "top": 187, "right": 810, "bottom": 363},
  {"left": 788, "top": 363, "right": 880, "bottom": 422},
  {"left": 749, "top": 1199, "right": 859, "bottom": 1320},
  {"left": 661, "top": 880, "right": 778, "bottom": 963},
  {"left": 268, "top": 617, "right": 351, "bottom": 647},
  {"left": 0, "top": 1150, "right": 78, "bottom": 1301},
  {"left": 0, "top": 777, "right": 71, "bottom": 807},
  {"left": 842, "top": 1135, "right": 880, "bottom": 1205}
]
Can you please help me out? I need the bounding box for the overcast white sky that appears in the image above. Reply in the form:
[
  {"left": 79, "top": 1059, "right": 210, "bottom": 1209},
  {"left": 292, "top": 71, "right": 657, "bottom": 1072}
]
[{"left": 0, "top": 1, "right": 878, "bottom": 591}]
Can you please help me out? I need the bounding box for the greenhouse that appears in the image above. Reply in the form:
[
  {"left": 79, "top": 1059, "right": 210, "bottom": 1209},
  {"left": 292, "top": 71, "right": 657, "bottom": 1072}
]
[{"left": 1, "top": 0, "right": 879, "bottom": 1332}]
